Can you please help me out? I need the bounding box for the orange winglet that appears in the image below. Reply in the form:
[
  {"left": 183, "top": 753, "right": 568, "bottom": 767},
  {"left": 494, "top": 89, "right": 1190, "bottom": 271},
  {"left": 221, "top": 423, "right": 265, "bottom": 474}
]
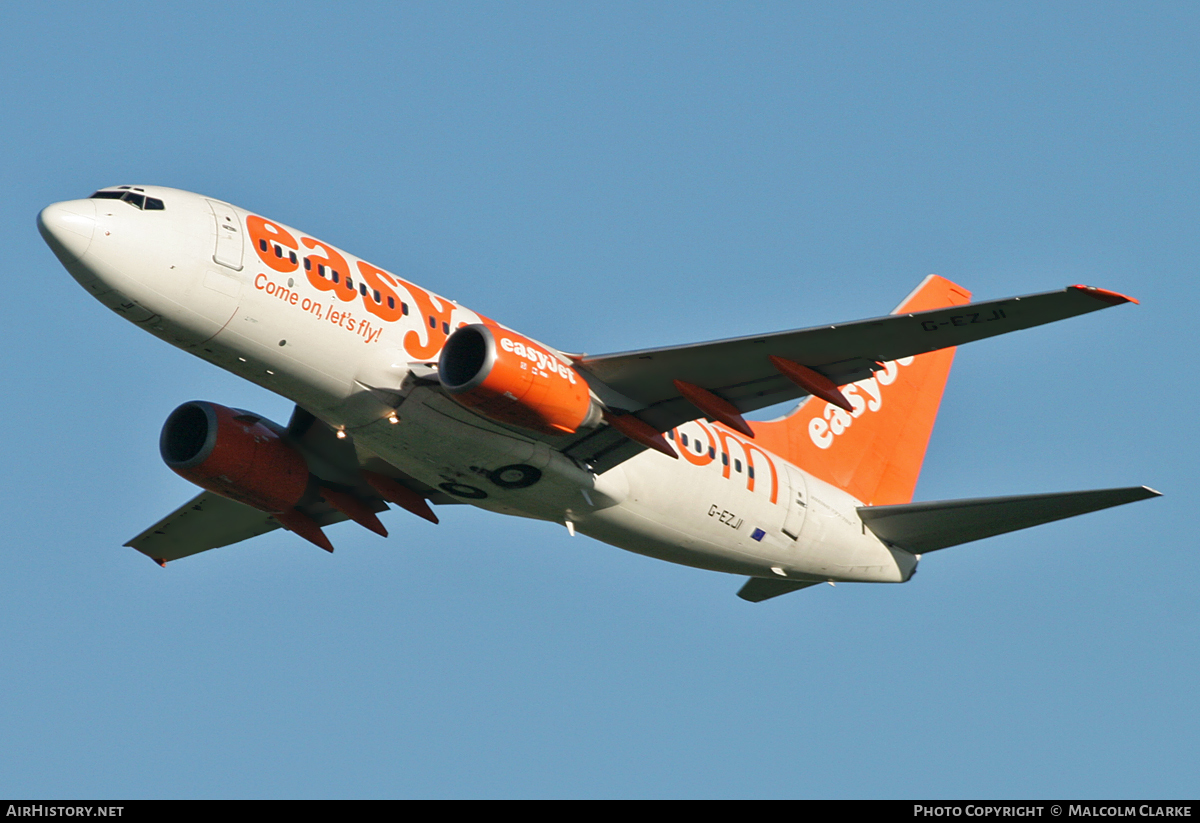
[
  {"left": 602, "top": 411, "right": 678, "bottom": 459},
  {"left": 320, "top": 486, "right": 388, "bottom": 538},
  {"left": 672, "top": 380, "right": 755, "bottom": 438},
  {"left": 362, "top": 471, "right": 439, "bottom": 525},
  {"left": 274, "top": 509, "right": 335, "bottom": 553},
  {"left": 768, "top": 356, "right": 854, "bottom": 412},
  {"left": 1070, "top": 285, "right": 1139, "bottom": 305}
]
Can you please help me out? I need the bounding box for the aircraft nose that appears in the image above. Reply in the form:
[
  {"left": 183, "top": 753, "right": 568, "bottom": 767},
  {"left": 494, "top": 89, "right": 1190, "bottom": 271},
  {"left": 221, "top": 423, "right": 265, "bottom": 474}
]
[{"left": 38, "top": 199, "right": 97, "bottom": 264}]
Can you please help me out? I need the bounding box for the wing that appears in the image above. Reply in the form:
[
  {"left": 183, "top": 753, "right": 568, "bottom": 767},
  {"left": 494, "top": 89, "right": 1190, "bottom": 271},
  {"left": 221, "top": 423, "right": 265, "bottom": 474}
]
[
  {"left": 562, "top": 281, "right": 1135, "bottom": 472},
  {"left": 124, "top": 487, "right": 392, "bottom": 565}
]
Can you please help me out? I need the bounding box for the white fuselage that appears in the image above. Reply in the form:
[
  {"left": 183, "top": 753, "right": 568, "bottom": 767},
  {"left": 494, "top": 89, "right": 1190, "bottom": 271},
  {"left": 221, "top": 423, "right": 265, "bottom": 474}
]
[{"left": 40, "top": 186, "right": 917, "bottom": 584}]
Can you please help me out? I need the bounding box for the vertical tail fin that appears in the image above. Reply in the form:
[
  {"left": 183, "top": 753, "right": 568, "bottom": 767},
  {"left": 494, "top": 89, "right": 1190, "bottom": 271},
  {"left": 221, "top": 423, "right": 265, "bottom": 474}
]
[{"left": 753, "top": 275, "right": 972, "bottom": 506}]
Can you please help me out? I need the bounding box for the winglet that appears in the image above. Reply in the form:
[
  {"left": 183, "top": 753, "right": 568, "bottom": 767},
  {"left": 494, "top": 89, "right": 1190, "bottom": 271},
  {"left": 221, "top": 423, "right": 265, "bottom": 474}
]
[{"left": 1070, "top": 285, "right": 1139, "bottom": 305}]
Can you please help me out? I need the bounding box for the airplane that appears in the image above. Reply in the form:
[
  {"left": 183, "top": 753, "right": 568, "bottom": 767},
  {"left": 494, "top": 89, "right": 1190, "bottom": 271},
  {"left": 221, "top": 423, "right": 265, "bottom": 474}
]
[{"left": 37, "top": 185, "right": 1159, "bottom": 601}]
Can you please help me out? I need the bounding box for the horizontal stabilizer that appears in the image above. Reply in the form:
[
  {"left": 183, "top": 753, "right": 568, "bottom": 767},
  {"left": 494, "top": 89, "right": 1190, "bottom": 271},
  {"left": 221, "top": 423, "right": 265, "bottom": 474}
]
[
  {"left": 858, "top": 486, "right": 1161, "bottom": 554},
  {"left": 737, "top": 577, "right": 820, "bottom": 602}
]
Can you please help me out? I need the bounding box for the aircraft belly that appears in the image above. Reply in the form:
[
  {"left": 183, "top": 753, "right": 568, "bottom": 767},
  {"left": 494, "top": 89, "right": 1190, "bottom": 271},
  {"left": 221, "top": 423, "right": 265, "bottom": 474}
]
[
  {"left": 206, "top": 322, "right": 352, "bottom": 411},
  {"left": 576, "top": 505, "right": 774, "bottom": 577},
  {"left": 595, "top": 448, "right": 913, "bottom": 582},
  {"left": 352, "top": 393, "right": 629, "bottom": 523},
  {"left": 586, "top": 449, "right": 806, "bottom": 576},
  {"left": 199, "top": 279, "right": 390, "bottom": 412}
]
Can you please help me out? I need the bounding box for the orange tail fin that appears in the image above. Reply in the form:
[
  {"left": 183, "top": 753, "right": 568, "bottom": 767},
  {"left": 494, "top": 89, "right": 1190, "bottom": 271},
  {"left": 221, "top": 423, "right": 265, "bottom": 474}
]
[{"left": 752, "top": 275, "right": 972, "bottom": 506}]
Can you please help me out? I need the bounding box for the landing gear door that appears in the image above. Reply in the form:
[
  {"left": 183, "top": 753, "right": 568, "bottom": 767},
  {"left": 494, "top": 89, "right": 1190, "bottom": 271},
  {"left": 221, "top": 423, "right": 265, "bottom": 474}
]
[
  {"left": 207, "top": 199, "right": 244, "bottom": 271},
  {"left": 780, "top": 464, "right": 808, "bottom": 541}
]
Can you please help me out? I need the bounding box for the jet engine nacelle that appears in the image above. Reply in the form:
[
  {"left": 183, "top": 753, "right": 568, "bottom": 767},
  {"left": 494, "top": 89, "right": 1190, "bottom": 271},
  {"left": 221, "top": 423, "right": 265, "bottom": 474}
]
[
  {"left": 160, "top": 401, "right": 311, "bottom": 513},
  {"left": 438, "top": 324, "right": 601, "bottom": 435}
]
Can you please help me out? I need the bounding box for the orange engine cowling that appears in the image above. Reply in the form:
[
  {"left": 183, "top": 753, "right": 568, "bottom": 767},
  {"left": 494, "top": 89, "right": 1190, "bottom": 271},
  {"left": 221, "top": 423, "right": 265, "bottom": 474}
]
[
  {"left": 438, "top": 324, "right": 601, "bottom": 435},
  {"left": 159, "top": 401, "right": 312, "bottom": 513}
]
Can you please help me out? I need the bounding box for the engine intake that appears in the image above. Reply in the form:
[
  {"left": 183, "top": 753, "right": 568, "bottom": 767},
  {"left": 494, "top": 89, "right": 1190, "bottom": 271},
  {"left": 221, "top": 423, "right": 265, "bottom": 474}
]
[
  {"left": 160, "top": 401, "right": 311, "bottom": 513},
  {"left": 438, "top": 324, "right": 600, "bottom": 435}
]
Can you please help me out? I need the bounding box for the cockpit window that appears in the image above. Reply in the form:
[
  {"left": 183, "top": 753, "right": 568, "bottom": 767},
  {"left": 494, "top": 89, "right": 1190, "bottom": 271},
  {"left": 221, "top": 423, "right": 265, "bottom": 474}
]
[{"left": 88, "top": 190, "right": 165, "bottom": 210}]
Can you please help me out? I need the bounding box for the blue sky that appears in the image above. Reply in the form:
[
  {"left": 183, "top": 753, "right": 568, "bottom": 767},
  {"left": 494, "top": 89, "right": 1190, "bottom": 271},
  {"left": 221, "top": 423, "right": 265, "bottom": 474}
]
[{"left": 2, "top": 2, "right": 1196, "bottom": 798}]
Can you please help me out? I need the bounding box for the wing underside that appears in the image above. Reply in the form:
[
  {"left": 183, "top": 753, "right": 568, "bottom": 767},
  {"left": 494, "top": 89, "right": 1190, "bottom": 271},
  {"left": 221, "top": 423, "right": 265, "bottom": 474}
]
[{"left": 125, "top": 491, "right": 285, "bottom": 563}]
